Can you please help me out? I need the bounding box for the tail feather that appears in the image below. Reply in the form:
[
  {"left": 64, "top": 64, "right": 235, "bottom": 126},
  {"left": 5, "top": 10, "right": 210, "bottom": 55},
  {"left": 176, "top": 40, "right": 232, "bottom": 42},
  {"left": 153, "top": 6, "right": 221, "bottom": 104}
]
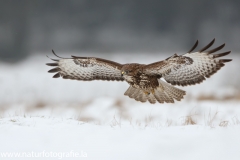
[
  {"left": 132, "top": 88, "right": 140, "bottom": 99},
  {"left": 154, "top": 89, "right": 174, "bottom": 103},
  {"left": 124, "top": 86, "right": 132, "bottom": 96},
  {"left": 158, "top": 81, "right": 184, "bottom": 101},
  {"left": 124, "top": 86, "right": 148, "bottom": 102},
  {"left": 135, "top": 91, "right": 148, "bottom": 102},
  {"left": 162, "top": 91, "right": 174, "bottom": 103},
  {"left": 160, "top": 90, "right": 173, "bottom": 102},
  {"left": 147, "top": 94, "right": 156, "bottom": 104},
  {"left": 153, "top": 91, "right": 165, "bottom": 103},
  {"left": 156, "top": 80, "right": 186, "bottom": 103},
  {"left": 138, "top": 93, "right": 148, "bottom": 102},
  {"left": 124, "top": 80, "right": 186, "bottom": 104},
  {"left": 125, "top": 86, "right": 138, "bottom": 98}
]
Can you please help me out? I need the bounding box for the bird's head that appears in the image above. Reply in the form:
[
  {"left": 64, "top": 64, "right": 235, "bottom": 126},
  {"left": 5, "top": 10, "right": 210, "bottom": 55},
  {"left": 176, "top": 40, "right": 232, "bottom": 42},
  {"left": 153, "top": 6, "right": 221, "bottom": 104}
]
[
  {"left": 121, "top": 64, "right": 134, "bottom": 77},
  {"left": 121, "top": 64, "right": 141, "bottom": 82},
  {"left": 121, "top": 69, "right": 133, "bottom": 82},
  {"left": 121, "top": 70, "right": 131, "bottom": 76}
]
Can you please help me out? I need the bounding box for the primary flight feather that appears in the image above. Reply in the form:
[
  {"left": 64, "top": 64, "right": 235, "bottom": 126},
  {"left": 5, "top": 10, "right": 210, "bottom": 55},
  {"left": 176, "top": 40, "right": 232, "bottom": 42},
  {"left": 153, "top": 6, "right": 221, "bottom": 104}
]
[{"left": 46, "top": 39, "right": 232, "bottom": 104}]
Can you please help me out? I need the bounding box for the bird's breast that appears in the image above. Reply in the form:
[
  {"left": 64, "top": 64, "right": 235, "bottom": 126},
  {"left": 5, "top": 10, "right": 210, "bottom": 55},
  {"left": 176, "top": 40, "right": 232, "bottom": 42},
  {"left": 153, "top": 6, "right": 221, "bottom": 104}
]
[{"left": 126, "top": 74, "right": 159, "bottom": 89}]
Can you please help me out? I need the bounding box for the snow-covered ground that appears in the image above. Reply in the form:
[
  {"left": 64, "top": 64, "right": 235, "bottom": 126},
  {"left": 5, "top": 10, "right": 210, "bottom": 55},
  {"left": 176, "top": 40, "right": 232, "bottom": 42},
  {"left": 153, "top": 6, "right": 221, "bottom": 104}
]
[
  {"left": 1, "top": 116, "right": 240, "bottom": 160},
  {"left": 0, "top": 53, "right": 239, "bottom": 159}
]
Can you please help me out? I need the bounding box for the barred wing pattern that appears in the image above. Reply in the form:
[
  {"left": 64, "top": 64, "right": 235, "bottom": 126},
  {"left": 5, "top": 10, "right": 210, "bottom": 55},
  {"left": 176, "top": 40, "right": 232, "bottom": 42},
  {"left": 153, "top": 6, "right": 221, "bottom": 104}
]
[
  {"left": 144, "top": 39, "right": 232, "bottom": 86},
  {"left": 47, "top": 51, "right": 124, "bottom": 81}
]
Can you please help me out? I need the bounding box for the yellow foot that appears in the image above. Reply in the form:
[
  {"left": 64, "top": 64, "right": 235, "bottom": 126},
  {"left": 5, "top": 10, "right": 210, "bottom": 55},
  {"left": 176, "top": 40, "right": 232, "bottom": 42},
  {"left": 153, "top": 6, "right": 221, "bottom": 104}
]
[
  {"left": 151, "top": 89, "right": 155, "bottom": 94},
  {"left": 144, "top": 91, "right": 150, "bottom": 95}
]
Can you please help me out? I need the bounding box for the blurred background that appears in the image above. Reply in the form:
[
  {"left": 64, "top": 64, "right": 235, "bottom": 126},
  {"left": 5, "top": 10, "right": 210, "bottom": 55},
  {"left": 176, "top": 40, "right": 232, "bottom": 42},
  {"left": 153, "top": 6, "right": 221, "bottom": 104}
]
[
  {"left": 1, "top": 0, "right": 240, "bottom": 62},
  {"left": 0, "top": 0, "right": 239, "bottom": 125}
]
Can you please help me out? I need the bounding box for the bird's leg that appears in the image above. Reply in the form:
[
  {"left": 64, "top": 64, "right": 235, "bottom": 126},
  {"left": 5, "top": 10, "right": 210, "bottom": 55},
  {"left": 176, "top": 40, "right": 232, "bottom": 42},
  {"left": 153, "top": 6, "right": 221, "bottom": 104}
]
[
  {"left": 144, "top": 91, "right": 150, "bottom": 95},
  {"left": 151, "top": 89, "right": 155, "bottom": 94},
  {"left": 144, "top": 89, "right": 155, "bottom": 95}
]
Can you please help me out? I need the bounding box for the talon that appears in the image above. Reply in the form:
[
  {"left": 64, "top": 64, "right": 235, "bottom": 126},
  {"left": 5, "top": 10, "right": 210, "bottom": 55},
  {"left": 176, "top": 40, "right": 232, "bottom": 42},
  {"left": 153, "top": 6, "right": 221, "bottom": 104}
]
[{"left": 144, "top": 91, "right": 150, "bottom": 95}]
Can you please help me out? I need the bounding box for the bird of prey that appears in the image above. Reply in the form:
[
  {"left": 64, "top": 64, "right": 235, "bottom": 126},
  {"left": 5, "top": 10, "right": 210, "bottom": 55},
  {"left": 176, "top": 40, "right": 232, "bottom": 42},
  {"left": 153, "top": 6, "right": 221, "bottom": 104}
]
[{"left": 46, "top": 39, "right": 232, "bottom": 104}]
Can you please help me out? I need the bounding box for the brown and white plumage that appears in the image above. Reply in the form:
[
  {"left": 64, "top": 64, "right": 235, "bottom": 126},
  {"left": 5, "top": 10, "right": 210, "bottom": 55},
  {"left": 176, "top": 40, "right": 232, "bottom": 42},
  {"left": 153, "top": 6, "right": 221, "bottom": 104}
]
[
  {"left": 47, "top": 39, "right": 232, "bottom": 104},
  {"left": 47, "top": 51, "right": 124, "bottom": 81},
  {"left": 144, "top": 39, "right": 231, "bottom": 86}
]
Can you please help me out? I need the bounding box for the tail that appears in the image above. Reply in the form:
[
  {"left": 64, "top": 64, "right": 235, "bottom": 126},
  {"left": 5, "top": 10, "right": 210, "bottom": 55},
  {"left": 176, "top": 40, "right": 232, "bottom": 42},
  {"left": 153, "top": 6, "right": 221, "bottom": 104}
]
[
  {"left": 154, "top": 80, "right": 186, "bottom": 103},
  {"left": 124, "top": 80, "right": 186, "bottom": 104}
]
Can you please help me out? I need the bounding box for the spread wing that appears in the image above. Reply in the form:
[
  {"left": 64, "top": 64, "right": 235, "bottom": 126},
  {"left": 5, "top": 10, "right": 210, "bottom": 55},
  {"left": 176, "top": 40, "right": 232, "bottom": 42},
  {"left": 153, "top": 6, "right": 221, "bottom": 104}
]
[
  {"left": 144, "top": 39, "right": 232, "bottom": 86},
  {"left": 46, "top": 51, "right": 124, "bottom": 81}
]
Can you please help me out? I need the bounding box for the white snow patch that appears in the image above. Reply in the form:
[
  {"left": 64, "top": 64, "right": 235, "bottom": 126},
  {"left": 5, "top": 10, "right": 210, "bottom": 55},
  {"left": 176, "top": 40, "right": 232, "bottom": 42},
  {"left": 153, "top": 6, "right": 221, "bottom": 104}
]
[
  {"left": 0, "top": 116, "right": 240, "bottom": 160},
  {"left": 0, "top": 53, "right": 239, "bottom": 160}
]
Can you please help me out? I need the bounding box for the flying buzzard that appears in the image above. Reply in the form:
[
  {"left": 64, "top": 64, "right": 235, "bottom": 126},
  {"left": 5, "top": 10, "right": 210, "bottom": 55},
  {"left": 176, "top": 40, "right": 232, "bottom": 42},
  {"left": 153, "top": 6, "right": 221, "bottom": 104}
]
[{"left": 46, "top": 39, "right": 232, "bottom": 104}]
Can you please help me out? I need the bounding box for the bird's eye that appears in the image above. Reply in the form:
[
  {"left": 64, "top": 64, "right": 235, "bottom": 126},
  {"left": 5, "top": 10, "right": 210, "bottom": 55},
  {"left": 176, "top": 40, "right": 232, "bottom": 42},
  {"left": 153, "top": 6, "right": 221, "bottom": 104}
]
[{"left": 125, "top": 71, "right": 129, "bottom": 74}]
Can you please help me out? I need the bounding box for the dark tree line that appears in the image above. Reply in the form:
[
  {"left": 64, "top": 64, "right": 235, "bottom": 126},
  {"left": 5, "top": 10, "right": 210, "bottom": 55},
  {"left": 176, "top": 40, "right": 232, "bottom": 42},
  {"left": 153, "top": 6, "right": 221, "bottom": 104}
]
[{"left": 0, "top": 0, "right": 240, "bottom": 62}]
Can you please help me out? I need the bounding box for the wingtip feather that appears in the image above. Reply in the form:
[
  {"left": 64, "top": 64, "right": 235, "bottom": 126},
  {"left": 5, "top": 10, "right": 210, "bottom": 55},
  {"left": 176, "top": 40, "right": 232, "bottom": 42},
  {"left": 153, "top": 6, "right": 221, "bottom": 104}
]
[
  {"left": 187, "top": 40, "right": 198, "bottom": 53},
  {"left": 48, "top": 67, "right": 60, "bottom": 73},
  {"left": 199, "top": 38, "right": 215, "bottom": 53},
  {"left": 46, "top": 55, "right": 59, "bottom": 62},
  {"left": 213, "top": 51, "right": 231, "bottom": 58},
  {"left": 46, "top": 63, "right": 58, "bottom": 66},
  {"left": 52, "top": 50, "right": 66, "bottom": 59},
  {"left": 220, "top": 59, "right": 232, "bottom": 63},
  {"left": 53, "top": 73, "right": 60, "bottom": 78},
  {"left": 207, "top": 43, "right": 225, "bottom": 54}
]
